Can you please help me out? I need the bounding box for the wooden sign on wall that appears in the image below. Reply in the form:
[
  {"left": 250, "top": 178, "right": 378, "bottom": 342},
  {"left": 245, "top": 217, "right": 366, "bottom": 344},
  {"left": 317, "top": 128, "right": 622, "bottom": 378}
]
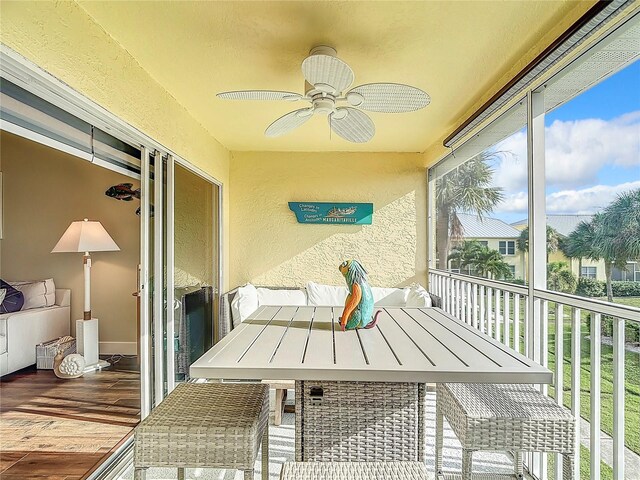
[{"left": 288, "top": 202, "right": 373, "bottom": 225}]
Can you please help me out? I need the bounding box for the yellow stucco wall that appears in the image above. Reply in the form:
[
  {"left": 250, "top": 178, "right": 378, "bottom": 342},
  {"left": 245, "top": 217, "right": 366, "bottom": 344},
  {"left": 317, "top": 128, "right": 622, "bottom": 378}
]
[
  {"left": 0, "top": 0, "right": 231, "bottom": 289},
  {"left": 175, "top": 164, "right": 216, "bottom": 289},
  {"left": 229, "top": 151, "right": 427, "bottom": 289}
]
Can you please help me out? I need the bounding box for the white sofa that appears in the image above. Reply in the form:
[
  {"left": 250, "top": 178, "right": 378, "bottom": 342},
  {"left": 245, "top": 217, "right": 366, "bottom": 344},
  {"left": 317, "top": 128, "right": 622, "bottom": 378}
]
[
  {"left": 220, "top": 282, "right": 441, "bottom": 339},
  {"left": 0, "top": 288, "right": 71, "bottom": 376}
]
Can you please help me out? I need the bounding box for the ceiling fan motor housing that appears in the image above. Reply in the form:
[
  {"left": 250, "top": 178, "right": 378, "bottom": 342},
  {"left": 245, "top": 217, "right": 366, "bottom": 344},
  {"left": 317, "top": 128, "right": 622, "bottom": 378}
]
[{"left": 312, "top": 96, "right": 335, "bottom": 115}]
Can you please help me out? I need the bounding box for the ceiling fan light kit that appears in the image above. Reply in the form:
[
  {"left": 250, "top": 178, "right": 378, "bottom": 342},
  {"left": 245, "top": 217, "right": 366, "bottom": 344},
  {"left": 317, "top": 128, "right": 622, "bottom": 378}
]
[{"left": 217, "top": 45, "right": 430, "bottom": 143}]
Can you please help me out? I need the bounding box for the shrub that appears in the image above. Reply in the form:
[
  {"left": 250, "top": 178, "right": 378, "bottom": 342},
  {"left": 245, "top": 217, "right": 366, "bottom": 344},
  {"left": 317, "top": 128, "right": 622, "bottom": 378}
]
[
  {"left": 576, "top": 278, "right": 605, "bottom": 297},
  {"left": 612, "top": 281, "right": 640, "bottom": 297},
  {"left": 576, "top": 279, "right": 640, "bottom": 297}
]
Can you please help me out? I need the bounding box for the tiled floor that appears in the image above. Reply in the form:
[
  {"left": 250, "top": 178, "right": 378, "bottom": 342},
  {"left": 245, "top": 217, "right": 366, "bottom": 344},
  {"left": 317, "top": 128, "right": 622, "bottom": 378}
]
[{"left": 0, "top": 358, "right": 140, "bottom": 479}]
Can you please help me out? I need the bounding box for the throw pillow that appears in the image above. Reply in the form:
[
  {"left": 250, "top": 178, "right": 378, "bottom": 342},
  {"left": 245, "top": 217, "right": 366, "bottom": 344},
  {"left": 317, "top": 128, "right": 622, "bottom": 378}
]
[
  {"left": 8, "top": 279, "right": 56, "bottom": 310},
  {"left": 230, "top": 283, "right": 259, "bottom": 326},
  {"left": 0, "top": 280, "right": 25, "bottom": 313},
  {"left": 306, "top": 281, "right": 349, "bottom": 306},
  {"left": 256, "top": 287, "right": 307, "bottom": 306},
  {"left": 371, "top": 286, "right": 410, "bottom": 307},
  {"left": 405, "top": 283, "right": 433, "bottom": 307}
]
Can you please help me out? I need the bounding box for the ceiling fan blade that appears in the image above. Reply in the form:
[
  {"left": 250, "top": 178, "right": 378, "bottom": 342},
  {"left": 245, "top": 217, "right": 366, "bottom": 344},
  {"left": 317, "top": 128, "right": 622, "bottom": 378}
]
[
  {"left": 346, "top": 83, "right": 430, "bottom": 113},
  {"left": 265, "top": 108, "right": 313, "bottom": 138},
  {"left": 302, "top": 55, "right": 354, "bottom": 94},
  {"left": 329, "top": 107, "right": 375, "bottom": 143},
  {"left": 217, "top": 90, "right": 302, "bottom": 101}
]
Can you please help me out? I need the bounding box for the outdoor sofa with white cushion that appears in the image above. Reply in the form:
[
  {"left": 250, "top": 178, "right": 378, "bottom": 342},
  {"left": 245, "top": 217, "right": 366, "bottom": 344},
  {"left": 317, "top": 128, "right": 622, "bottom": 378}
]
[{"left": 220, "top": 281, "right": 442, "bottom": 338}]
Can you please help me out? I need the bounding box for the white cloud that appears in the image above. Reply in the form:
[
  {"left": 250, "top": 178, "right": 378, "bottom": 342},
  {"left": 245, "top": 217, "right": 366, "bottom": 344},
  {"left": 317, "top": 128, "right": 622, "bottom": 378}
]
[
  {"left": 545, "top": 112, "right": 640, "bottom": 188},
  {"left": 490, "top": 111, "right": 640, "bottom": 194},
  {"left": 545, "top": 181, "right": 640, "bottom": 214},
  {"left": 491, "top": 131, "right": 528, "bottom": 194},
  {"left": 497, "top": 191, "right": 528, "bottom": 213},
  {"left": 495, "top": 181, "right": 640, "bottom": 216}
]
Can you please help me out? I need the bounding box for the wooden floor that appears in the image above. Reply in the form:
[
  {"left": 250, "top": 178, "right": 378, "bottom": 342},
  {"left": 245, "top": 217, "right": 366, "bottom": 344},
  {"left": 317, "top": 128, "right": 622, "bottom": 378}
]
[{"left": 0, "top": 358, "right": 140, "bottom": 479}]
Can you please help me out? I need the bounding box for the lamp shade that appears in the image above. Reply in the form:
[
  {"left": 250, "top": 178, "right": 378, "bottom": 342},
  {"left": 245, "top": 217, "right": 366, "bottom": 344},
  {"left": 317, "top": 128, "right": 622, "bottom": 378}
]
[{"left": 51, "top": 219, "right": 120, "bottom": 253}]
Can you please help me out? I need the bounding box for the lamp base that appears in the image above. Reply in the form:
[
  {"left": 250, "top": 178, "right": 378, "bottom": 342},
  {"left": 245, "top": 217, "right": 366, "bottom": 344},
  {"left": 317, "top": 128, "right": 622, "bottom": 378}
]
[{"left": 76, "top": 318, "right": 105, "bottom": 371}]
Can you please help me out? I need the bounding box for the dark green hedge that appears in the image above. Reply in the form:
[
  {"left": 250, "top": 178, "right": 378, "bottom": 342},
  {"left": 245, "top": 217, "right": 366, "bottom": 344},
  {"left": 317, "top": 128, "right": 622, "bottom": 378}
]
[{"left": 576, "top": 278, "right": 640, "bottom": 297}]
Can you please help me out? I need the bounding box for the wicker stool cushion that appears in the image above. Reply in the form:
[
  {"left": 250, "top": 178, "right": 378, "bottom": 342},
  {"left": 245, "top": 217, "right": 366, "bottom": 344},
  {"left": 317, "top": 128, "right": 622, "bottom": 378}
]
[
  {"left": 134, "top": 383, "right": 269, "bottom": 469},
  {"left": 280, "top": 461, "right": 429, "bottom": 479},
  {"left": 440, "top": 383, "right": 574, "bottom": 453}
]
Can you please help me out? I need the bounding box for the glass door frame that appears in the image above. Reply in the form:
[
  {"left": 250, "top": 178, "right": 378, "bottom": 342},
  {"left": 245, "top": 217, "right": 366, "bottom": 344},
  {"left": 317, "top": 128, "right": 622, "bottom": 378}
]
[{"left": 139, "top": 151, "right": 224, "bottom": 414}]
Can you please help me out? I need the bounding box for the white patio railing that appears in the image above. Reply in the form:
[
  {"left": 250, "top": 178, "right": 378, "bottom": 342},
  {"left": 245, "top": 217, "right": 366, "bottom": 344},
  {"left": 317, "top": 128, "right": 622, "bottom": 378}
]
[{"left": 428, "top": 269, "right": 640, "bottom": 480}]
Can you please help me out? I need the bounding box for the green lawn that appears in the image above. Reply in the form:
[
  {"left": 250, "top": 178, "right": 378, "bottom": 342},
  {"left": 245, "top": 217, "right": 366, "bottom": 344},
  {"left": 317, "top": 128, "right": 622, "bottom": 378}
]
[
  {"left": 475, "top": 294, "right": 639, "bottom": 480},
  {"left": 546, "top": 298, "right": 640, "bottom": 457},
  {"left": 546, "top": 304, "right": 640, "bottom": 480}
]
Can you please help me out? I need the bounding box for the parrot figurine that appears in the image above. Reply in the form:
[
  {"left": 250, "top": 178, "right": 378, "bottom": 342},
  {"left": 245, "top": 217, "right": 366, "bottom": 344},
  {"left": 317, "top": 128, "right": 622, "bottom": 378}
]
[{"left": 338, "top": 259, "right": 381, "bottom": 331}]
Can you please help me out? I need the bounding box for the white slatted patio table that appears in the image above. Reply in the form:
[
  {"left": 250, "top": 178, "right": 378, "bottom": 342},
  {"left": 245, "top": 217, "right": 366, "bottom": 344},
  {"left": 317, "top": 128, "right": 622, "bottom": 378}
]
[{"left": 190, "top": 306, "right": 552, "bottom": 463}]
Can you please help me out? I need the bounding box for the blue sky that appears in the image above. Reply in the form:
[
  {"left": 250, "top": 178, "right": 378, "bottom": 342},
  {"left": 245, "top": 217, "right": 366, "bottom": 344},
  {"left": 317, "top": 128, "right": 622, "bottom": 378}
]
[{"left": 490, "top": 59, "right": 640, "bottom": 224}]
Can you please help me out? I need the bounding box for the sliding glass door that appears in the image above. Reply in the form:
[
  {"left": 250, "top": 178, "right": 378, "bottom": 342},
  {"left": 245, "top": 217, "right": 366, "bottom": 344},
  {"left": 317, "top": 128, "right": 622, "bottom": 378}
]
[{"left": 139, "top": 151, "right": 221, "bottom": 414}]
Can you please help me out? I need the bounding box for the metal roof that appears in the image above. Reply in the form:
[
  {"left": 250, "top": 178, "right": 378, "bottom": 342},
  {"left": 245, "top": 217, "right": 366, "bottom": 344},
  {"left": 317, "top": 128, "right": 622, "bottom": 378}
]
[
  {"left": 458, "top": 213, "right": 521, "bottom": 239},
  {"left": 510, "top": 214, "right": 594, "bottom": 237}
]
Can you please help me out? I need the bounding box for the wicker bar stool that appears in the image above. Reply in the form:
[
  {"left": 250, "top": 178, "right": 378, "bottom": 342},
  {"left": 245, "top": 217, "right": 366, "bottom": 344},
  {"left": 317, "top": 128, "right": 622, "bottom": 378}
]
[
  {"left": 134, "top": 382, "right": 269, "bottom": 480},
  {"left": 280, "top": 461, "right": 430, "bottom": 479},
  {"left": 436, "top": 383, "right": 575, "bottom": 480}
]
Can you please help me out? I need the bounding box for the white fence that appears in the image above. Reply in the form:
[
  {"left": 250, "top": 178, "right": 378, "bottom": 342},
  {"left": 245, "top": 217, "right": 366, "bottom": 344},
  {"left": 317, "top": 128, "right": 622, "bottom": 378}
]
[{"left": 428, "top": 269, "right": 640, "bottom": 480}]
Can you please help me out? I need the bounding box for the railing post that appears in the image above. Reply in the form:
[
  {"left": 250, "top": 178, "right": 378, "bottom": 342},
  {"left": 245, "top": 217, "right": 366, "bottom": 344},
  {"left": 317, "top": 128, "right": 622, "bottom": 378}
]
[
  {"left": 460, "top": 281, "right": 467, "bottom": 323},
  {"left": 472, "top": 283, "right": 479, "bottom": 329},
  {"left": 495, "top": 290, "right": 502, "bottom": 342},
  {"left": 613, "top": 317, "right": 625, "bottom": 480},
  {"left": 541, "top": 300, "right": 549, "bottom": 396},
  {"left": 514, "top": 294, "right": 521, "bottom": 353},
  {"left": 555, "top": 303, "right": 564, "bottom": 480},
  {"left": 590, "top": 312, "right": 601, "bottom": 480},
  {"left": 524, "top": 296, "right": 530, "bottom": 358},
  {"left": 487, "top": 288, "right": 493, "bottom": 338},
  {"left": 466, "top": 282, "right": 472, "bottom": 324},
  {"left": 445, "top": 277, "right": 451, "bottom": 314},
  {"left": 479, "top": 285, "right": 486, "bottom": 333},
  {"left": 571, "top": 307, "right": 581, "bottom": 478},
  {"left": 503, "top": 292, "right": 510, "bottom": 347}
]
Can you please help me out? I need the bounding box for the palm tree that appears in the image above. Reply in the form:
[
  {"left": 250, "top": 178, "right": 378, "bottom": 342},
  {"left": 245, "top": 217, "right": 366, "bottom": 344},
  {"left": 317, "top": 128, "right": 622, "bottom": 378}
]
[
  {"left": 547, "top": 261, "right": 577, "bottom": 293},
  {"left": 471, "top": 245, "right": 513, "bottom": 280},
  {"left": 516, "top": 225, "right": 561, "bottom": 255},
  {"left": 448, "top": 241, "right": 483, "bottom": 275},
  {"left": 562, "top": 219, "right": 599, "bottom": 286},
  {"left": 564, "top": 189, "right": 640, "bottom": 303},
  {"left": 597, "top": 188, "right": 640, "bottom": 272},
  {"left": 435, "top": 152, "right": 504, "bottom": 269}
]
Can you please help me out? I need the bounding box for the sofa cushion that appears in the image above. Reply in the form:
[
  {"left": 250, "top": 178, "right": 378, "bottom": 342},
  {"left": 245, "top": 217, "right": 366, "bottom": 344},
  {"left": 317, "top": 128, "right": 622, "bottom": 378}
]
[
  {"left": 371, "top": 287, "right": 410, "bottom": 307},
  {"left": 9, "top": 279, "right": 56, "bottom": 310},
  {"left": 306, "top": 281, "right": 349, "bottom": 306},
  {"left": 0, "top": 280, "right": 24, "bottom": 314},
  {"left": 405, "top": 284, "right": 432, "bottom": 307},
  {"left": 257, "top": 287, "right": 307, "bottom": 307},
  {"left": 230, "top": 283, "right": 259, "bottom": 326}
]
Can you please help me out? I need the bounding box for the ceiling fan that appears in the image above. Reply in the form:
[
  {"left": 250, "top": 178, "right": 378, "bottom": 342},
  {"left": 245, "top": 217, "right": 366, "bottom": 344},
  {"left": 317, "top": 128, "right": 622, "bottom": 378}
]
[{"left": 217, "top": 46, "right": 430, "bottom": 143}]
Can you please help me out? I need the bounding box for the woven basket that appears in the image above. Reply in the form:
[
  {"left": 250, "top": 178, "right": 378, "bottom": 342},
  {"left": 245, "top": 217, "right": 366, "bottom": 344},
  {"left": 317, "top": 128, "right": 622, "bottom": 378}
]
[{"left": 36, "top": 336, "right": 76, "bottom": 369}]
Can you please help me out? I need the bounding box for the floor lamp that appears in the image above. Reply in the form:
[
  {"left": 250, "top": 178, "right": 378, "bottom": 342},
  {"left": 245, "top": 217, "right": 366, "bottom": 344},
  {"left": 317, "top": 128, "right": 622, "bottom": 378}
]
[{"left": 52, "top": 218, "right": 120, "bottom": 372}]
